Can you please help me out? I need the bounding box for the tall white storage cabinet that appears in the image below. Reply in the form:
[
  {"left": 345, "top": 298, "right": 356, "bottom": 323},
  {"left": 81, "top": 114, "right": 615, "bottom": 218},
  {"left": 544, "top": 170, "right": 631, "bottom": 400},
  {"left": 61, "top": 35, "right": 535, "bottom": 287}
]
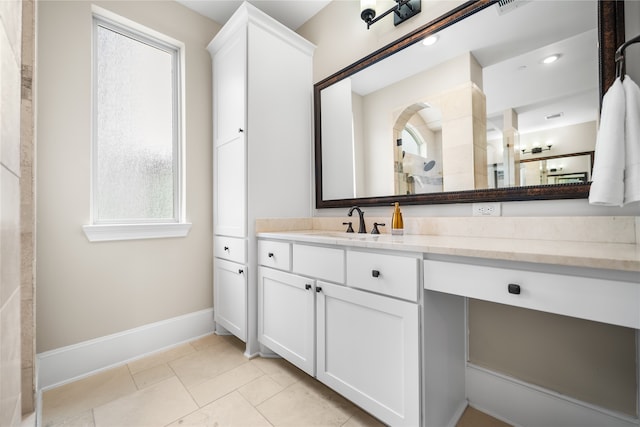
[{"left": 208, "top": 3, "right": 315, "bottom": 356}]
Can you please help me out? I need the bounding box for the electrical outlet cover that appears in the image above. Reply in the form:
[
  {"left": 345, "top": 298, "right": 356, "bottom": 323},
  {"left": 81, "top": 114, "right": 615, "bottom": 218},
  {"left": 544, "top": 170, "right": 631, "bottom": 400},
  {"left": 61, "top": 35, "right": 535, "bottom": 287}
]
[{"left": 472, "top": 202, "right": 501, "bottom": 216}]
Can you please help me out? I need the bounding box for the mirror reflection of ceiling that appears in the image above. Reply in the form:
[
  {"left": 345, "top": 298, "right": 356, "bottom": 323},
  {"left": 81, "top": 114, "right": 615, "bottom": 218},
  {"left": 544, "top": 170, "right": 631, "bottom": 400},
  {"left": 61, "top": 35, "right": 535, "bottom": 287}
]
[{"left": 349, "top": 0, "right": 598, "bottom": 136}]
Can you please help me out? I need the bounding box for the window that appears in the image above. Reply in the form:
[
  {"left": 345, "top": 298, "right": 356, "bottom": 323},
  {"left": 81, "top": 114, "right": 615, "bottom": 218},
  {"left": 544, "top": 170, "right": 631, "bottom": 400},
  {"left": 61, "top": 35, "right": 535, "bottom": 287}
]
[
  {"left": 84, "top": 11, "right": 190, "bottom": 242},
  {"left": 402, "top": 125, "right": 426, "bottom": 157}
]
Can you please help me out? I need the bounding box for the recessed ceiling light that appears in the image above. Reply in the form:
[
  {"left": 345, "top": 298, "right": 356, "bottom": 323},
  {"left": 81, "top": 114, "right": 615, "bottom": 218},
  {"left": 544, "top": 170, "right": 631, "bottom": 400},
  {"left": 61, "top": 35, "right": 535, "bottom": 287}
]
[
  {"left": 422, "top": 35, "right": 439, "bottom": 46},
  {"left": 542, "top": 54, "right": 561, "bottom": 64}
]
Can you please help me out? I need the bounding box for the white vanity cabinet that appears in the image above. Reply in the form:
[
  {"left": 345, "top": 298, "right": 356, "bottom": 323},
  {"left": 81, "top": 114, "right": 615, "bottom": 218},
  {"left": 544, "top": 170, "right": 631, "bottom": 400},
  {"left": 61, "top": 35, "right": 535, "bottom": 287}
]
[
  {"left": 208, "top": 3, "right": 314, "bottom": 353},
  {"left": 316, "top": 280, "right": 420, "bottom": 427},
  {"left": 258, "top": 240, "right": 421, "bottom": 426},
  {"left": 214, "top": 258, "right": 247, "bottom": 341},
  {"left": 258, "top": 268, "right": 315, "bottom": 375}
]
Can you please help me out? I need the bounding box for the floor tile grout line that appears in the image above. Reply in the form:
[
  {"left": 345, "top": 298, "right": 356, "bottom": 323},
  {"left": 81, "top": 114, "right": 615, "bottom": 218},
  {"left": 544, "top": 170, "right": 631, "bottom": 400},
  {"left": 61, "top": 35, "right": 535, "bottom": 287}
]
[
  {"left": 160, "top": 365, "right": 273, "bottom": 426},
  {"left": 234, "top": 386, "right": 276, "bottom": 427},
  {"left": 125, "top": 362, "right": 140, "bottom": 392}
]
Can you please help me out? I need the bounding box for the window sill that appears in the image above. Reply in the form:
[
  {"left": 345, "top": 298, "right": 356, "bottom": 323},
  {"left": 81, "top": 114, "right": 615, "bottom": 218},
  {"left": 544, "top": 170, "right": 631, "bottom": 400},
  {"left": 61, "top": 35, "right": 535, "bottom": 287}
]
[{"left": 82, "top": 223, "right": 192, "bottom": 242}]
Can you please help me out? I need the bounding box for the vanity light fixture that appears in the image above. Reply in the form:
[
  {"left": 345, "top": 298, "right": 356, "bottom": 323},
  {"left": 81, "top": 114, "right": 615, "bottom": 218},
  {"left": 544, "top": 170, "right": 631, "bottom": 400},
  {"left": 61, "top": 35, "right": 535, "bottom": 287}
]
[
  {"left": 522, "top": 144, "right": 552, "bottom": 155},
  {"left": 360, "top": 0, "right": 421, "bottom": 29}
]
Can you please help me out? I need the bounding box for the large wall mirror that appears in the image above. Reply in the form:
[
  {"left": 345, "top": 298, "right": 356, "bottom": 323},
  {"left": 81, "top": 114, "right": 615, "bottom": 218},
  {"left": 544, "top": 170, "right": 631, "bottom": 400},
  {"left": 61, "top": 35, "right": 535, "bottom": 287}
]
[{"left": 314, "top": 0, "right": 624, "bottom": 208}]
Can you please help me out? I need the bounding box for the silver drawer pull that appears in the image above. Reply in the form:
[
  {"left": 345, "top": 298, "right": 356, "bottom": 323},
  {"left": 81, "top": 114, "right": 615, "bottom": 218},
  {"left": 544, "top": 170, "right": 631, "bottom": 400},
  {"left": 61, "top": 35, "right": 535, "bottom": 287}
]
[
  {"left": 372, "top": 270, "right": 380, "bottom": 278},
  {"left": 508, "top": 284, "right": 521, "bottom": 295}
]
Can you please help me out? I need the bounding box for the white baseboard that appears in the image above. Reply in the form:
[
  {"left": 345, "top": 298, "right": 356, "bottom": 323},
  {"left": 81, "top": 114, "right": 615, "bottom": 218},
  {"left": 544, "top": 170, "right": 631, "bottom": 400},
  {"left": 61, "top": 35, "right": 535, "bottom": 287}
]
[
  {"left": 466, "top": 364, "right": 639, "bottom": 427},
  {"left": 37, "top": 308, "right": 214, "bottom": 390},
  {"left": 446, "top": 401, "right": 469, "bottom": 427}
]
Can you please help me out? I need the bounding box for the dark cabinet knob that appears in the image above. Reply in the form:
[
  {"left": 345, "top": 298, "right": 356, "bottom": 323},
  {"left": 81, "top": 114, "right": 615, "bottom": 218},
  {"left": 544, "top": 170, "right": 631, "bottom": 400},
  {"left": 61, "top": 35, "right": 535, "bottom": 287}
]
[
  {"left": 268, "top": 252, "right": 274, "bottom": 258},
  {"left": 315, "top": 286, "right": 322, "bottom": 293},
  {"left": 372, "top": 270, "right": 380, "bottom": 278},
  {"left": 305, "top": 284, "right": 312, "bottom": 290},
  {"left": 238, "top": 269, "right": 244, "bottom": 274},
  {"left": 238, "top": 128, "right": 244, "bottom": 133},
  {"left": 223, "top": 246, "right": 229, "bottom": 251},
  {"left": 508, "top": 284, "right": 521, "bottom": 294}
]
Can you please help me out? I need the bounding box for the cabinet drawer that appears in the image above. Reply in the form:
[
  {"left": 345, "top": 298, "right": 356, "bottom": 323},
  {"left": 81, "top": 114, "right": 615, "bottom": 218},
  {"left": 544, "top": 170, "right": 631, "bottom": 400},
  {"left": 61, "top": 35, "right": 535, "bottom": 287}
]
[
  {"left": 214, "top": 236, "right": 246, "bottom": 264},
  {"left": 293, "top": 244, "right": 345, "bottom": 284},
  {"left": 258, "top": 240, "right": 291, "bottom": 270},
  {"left": 347, "top": 251, "right": 419, "bottom": 302},
  {"left": 424, "top": 260, "right": 640, "bottom": 329}
]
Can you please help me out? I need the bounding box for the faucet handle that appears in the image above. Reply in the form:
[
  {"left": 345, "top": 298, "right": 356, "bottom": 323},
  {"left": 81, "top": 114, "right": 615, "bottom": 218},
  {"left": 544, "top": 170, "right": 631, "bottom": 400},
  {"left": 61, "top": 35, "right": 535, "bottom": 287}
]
[
  {"left": 371, "top": 222, "right": 385, "bottom": 234},
  {"left": 342, "top": 222, "right": 354, "bottom": 233}
]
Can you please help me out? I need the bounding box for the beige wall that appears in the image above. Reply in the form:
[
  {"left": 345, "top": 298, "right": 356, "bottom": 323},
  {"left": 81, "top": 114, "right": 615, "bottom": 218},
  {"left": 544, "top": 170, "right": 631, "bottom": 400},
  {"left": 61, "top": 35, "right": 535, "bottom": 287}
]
[
  {"left": 36, "top": 1, "right": 219, "bottom": 352},
  {"left": 1, "top": 0, "right": 23, "bottom": 424},
  {"left": 469, "top": 300, "right": 637, "bottom": 416},
  {"left": 298, "top": 0, "right": 466, "bottom": 83}
]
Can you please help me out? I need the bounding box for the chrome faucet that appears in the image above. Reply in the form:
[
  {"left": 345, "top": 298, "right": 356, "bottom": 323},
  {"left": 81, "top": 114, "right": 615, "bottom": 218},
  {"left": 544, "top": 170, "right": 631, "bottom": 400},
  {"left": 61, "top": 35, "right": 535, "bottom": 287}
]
[{"left": 348, "top": 206, "right": 366, "bottom": 233}]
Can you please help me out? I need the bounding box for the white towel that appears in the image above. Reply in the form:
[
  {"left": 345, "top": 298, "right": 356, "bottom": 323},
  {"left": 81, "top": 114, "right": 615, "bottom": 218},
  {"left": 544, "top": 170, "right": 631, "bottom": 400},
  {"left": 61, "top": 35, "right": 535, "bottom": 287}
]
[
  {"left": 623, "top": 76, "right": 640, "bottom": 204},
  {"left": 589, "top": 78, "right": 626, "bottom": 206}
]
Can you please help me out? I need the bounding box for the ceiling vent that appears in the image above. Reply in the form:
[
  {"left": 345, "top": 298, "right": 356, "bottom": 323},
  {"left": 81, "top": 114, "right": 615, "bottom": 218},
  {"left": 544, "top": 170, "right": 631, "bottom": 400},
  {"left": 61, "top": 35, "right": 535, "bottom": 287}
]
[{"left": 495, "top": 0, "right": 530, "bottom": 15}]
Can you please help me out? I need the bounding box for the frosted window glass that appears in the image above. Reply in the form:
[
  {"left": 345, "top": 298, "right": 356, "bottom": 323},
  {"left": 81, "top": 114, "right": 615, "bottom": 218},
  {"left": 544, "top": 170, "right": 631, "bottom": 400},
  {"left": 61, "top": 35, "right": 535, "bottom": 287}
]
[{"left": 95, "top": 24, "right": 176, "bottom": 222}]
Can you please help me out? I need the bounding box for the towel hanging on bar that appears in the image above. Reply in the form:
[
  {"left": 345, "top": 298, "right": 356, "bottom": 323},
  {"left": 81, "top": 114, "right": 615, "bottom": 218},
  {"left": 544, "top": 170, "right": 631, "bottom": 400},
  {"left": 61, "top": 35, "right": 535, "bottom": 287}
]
[{"left": 590, "top": 34, "right": 640, "bottom": 206}]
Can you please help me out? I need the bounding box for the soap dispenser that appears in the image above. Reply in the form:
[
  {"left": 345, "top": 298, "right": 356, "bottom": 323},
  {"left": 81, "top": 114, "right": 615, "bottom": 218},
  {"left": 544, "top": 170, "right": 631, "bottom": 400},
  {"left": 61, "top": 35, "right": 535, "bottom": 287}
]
[{"left": 391, "top": 202, "right": 404, "bottom": 235}]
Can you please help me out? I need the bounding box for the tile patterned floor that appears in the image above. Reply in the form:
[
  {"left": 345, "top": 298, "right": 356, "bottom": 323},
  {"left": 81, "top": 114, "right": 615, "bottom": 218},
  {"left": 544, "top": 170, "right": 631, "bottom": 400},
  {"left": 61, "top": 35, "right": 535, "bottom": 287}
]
[
  {"left": 41, "top": 333, "right": 511, "bottom": 427},
  {"left": 41, "top": 334, "right": 385, "bottom": 427}
]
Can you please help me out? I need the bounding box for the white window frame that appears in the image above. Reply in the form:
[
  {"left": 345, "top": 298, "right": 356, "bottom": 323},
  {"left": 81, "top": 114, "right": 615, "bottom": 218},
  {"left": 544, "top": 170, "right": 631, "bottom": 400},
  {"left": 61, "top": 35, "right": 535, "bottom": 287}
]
[{"left": 83, "top": 7, "right": 191, "bottom": 242}]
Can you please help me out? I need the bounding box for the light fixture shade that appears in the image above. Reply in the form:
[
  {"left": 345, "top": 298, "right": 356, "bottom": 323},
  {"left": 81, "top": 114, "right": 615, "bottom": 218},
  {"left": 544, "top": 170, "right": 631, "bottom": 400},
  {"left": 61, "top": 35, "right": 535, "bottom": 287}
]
[{"left": 361, "top": 0, "right": 376, "bottom": 13}]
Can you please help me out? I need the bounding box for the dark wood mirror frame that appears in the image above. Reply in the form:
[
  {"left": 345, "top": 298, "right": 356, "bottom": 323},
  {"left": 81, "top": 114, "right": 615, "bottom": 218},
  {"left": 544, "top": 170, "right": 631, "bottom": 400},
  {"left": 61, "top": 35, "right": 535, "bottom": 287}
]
[{"left": 314, "top": 0, "right": 625, "bottom": 208}]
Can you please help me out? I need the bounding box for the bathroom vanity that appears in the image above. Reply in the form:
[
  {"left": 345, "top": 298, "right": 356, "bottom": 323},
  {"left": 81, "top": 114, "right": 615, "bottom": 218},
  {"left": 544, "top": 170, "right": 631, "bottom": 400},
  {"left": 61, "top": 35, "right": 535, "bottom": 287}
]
[
  {"left": 257, "top": 238, "right": 421, "bottom": 426},
  {"left": 256, "top": 225, "right": 640, "bottom": 427}
]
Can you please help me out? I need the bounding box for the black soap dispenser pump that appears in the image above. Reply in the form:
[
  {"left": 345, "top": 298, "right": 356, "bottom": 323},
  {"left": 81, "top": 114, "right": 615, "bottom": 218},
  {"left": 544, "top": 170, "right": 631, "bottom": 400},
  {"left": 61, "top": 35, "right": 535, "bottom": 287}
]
[{"left": 391, "top": 202, "right": 404, "bottom": 236}]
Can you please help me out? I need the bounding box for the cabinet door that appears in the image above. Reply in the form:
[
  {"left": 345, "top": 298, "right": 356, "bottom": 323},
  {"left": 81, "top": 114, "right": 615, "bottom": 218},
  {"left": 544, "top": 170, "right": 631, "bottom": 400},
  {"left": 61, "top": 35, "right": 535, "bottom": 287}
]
[
  {"left": 258, "top": 267, "right": 315, "bottom": 375},
  {"left": 214, "top": 137, "right": 246, "bottom": 237},
  {"left": 316, "top": 282, "right": 420, "bottom": 427},
  {"left": 213, "top": 32, "right": 245, "bottom": 147},
  {"left": 213, "top": 30, "right": 246, "bottom": 237},
  {"left": 214, "top": 258, "right": 247, "bottom": 341}
]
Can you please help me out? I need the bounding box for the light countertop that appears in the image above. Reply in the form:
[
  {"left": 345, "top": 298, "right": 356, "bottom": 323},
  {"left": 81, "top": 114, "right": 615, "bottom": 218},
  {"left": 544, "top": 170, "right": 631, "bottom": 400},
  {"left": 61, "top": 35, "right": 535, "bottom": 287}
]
[{"left": 257, "top": 230, "right": 640, "bottom": 272}]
